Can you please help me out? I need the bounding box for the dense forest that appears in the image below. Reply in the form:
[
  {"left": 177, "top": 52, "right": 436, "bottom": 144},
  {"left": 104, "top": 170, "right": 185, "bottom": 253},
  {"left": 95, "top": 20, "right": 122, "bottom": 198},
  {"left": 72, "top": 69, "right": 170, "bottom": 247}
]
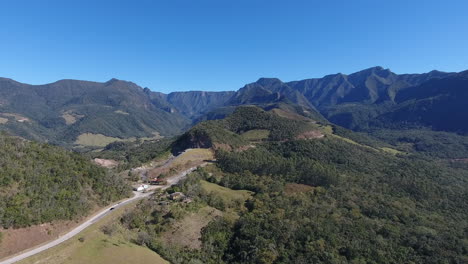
[
  {"left": 120, "top": 106, "right": 468, "bottom": 264},
  {"left": 0, "top": 133, "right": 131, "bottom": 228},
  {"left": 213, "top": 139, "right": 468, "bottom": 263}
]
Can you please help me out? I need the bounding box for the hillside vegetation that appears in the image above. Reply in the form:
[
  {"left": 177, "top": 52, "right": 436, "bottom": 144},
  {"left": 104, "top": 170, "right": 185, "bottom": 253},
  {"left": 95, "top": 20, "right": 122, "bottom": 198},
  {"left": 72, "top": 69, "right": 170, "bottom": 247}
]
[
  {"left": 0, "top": 133, "right": 131, "bottom": 228},
  {"left": 2, "top": 67, "right": 467, "bottom": 148},
  {"left": 0, "top": 78, "right": 190, "bottom": 147},
  {"left": 124, "top": 106, "right": 468, "bottom": 264},
  {"left": 173, "top": 105, "right": 316, "bottom": 152}
]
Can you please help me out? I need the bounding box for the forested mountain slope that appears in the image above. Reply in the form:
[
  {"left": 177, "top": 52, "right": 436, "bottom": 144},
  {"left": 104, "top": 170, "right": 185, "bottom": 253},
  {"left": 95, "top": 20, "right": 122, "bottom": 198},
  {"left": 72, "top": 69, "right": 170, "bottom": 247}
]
[
  {"left": 0, "top": 78, "right": 190, "bottom": 146},
  {"left": 373, "top": 70, "right": 468, "bottom": 132},
  {"left": 123, "top": 106, "right": 468, "bottom": 264},
  {"left": 0, "top": 133, "right": 131, "bottom": 228},
  {"left": 1, "top": 66, "right": 466, "bottom": 147}
]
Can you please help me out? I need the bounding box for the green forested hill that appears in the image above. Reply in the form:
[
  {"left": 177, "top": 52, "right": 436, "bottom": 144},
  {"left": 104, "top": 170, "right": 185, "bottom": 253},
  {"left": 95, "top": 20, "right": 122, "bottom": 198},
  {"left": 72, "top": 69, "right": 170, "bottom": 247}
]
[
  {"left": 121, "top": 106, "right": 468, "bottom": 264},
  {"left": 0, "top": 133, "right": 131, "bottom": 228},
  {"left": 172, "top": 105, "right": 318, "bottom": 152}
]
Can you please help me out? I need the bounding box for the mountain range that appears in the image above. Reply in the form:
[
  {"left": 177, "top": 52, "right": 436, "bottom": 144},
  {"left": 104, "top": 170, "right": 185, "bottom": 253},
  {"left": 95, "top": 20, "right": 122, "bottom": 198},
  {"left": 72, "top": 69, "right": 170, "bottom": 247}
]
[{"left": 1, "top": 66, "right": 466, "bottom": 147}]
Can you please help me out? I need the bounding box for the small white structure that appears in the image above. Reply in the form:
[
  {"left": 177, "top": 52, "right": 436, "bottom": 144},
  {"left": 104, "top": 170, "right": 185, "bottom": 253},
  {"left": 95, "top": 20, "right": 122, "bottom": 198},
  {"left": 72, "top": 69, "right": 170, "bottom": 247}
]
[{"left": 134, "top": 184, "right": 149, "bottom": 192}]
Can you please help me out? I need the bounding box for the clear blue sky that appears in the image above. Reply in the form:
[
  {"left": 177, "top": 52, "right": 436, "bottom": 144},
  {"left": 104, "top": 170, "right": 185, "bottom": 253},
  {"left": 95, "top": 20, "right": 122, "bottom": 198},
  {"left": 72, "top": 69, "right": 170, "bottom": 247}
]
[{"left": 1, "top": 0, "right": 467, "bottom": 93}]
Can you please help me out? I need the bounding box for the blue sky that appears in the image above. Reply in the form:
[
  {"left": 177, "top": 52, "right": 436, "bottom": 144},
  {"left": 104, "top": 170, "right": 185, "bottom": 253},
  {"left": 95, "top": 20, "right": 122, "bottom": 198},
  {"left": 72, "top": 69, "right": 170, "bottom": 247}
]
[{"left": 1, "top": 0, "right": 467, "bottom": 93}]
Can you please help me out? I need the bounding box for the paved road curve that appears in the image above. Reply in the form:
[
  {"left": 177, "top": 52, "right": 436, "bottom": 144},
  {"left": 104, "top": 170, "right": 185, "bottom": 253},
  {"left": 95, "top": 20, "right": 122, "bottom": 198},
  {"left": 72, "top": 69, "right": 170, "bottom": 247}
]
[{"left": 0, "top": 165, "right": 200, "bottom": 264}]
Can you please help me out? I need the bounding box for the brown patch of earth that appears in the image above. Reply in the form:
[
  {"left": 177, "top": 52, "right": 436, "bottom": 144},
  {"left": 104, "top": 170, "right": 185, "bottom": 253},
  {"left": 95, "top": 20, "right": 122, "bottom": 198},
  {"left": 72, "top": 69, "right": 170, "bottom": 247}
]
[
  {"left": 93, "top": 158, "right": 119, "bottom": 168},
  {"left": 162, "top": 206, "right": 222, "bottom": 249},
  {"left": 284, "top": 183, "right": 314, "bottom": 195},
  {"left": 234, "top": 144, "right": 255, "bottom": 152},
  {"left": 296, "top": 130, "right": 324, "bottom": 140},
  {"left": 0, "top": 219, "right": 81, "bottom": 259}
]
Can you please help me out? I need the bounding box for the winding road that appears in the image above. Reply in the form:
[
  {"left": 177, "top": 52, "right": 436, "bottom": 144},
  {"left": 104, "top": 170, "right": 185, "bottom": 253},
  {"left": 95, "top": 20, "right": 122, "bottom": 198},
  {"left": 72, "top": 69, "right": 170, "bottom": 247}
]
[{"left": 0, "top": 164, "right": 201, "bottom": 264}]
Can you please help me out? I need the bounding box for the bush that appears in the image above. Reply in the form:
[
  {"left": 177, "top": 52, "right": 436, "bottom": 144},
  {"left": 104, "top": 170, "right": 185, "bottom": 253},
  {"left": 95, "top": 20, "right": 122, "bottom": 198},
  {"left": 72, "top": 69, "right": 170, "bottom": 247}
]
[
  {"left": 101, "top": 223, "right": 118, "bottom": 236},
  {"left": 135, "top": 231, "right": 151, "bottom": 246}
]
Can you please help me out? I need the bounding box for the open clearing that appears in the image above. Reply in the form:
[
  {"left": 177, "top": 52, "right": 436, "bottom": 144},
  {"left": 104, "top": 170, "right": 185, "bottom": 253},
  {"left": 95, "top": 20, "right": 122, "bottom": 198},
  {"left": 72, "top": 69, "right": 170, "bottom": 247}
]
[
  {"left": 148, "top": 148, "right": 214, "bottom": 179},
  {"left": 0, "top": 117, "right": 8, "bottom": 124},
  {"left": 171, "top": 148, "right": 214, "bottom": 167},
  {"left": 200, "top": 180, "right": 253, "bottom": 209},
  {"left": 61, "top": 111, "right": 84, "bottom": 125},
  {"left": 16, "top": 201, "right": 168, "bottom": 264},
  {"left": 0, "top": 220, "right": 80, "bottom": 260},
  {"left": 75, "top": 132, "right": 163, "bottom": 147},
  {"left": 93, "top": 158, "right": 119, "bottom": 168},
  {"left": 161, "top": 206, "right": 221, "bottom": 250},
  {"left": 241, "top": 129, "right": 270, "bottom": 141},
  {"left": 75, "top": 133, "right": 123, "bottom": 147}
]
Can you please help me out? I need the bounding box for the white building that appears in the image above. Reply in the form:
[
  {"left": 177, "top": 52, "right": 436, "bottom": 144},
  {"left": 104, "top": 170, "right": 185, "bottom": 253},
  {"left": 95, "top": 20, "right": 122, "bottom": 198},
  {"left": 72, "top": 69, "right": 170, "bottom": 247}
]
[{"left": 134, "top": 184, "right": 149, "bottom": 192}]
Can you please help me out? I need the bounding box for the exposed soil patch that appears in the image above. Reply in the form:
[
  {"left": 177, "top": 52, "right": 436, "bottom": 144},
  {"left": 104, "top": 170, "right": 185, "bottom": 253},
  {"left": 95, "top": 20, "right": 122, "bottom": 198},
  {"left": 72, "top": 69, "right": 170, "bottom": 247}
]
[
  {"left": 0, "top": 220, "right": 80, "bottom": 259},
  {"left": 234, "top": 144, "right": 255, "bottom": 152},
  {"left": 296, "top": 130, "right": 324, "bottom": 139},
  {"left": 93, "top": 158, "right": 119, "bottom": 168},
  {"left": 61, "top": 111, "right": 84, "bottom": 125}
]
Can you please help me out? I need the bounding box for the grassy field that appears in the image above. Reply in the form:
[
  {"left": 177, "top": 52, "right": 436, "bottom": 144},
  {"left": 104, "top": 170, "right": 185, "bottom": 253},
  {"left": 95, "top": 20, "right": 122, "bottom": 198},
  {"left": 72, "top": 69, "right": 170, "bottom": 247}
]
[
  {"left": 147, "top": 148, "right": 213, "bottom": 179},
  {"left": 75, "top": 132, "right": 162, "bottom": 147},
  {"left": 17, "top": 202, "right": 168, "bottom": 264},
  {"left": 241, "top": 129, "right": 270, "bottom": 141},
  {"left": 161, "top": 206, "right": 222, "bottom": 250},
  {"left": 75, "top": 133, "right": 123, "bottom": 147},
  {"left": 171, "top": 148, "right": 214, "bottom": 167},
  {"left": 200, "top": 180, "right": 253, "bottom": 210},
  {"left": 319, "top": 124, "right": 334, "bottom": 135}
]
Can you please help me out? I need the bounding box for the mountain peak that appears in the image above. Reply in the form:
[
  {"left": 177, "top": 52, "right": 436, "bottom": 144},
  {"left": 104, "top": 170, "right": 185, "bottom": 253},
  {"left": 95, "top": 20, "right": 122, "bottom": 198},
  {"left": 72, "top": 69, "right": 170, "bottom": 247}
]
[
  {"left": 255, "top": 77, "right": 283, "bottom": 87},
  {"left": 359, "top": 66, "right": 391, "bottom": 74},
  {"left": 106, "top": 78, "right": 121, "bottom": 84}
]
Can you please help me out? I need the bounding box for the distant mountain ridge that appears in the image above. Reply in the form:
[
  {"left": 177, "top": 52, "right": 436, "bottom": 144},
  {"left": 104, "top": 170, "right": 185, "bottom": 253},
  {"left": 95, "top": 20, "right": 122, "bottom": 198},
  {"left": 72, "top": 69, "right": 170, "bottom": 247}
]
[
  {"left": 0, "top": 77, "right": 191, "bottom": 146},
  {"left": 287, "top": 67, "right": 453, "bottom": 107},
  {"left": 1, "top": 66, "right": 466, "bottom": 146}
]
